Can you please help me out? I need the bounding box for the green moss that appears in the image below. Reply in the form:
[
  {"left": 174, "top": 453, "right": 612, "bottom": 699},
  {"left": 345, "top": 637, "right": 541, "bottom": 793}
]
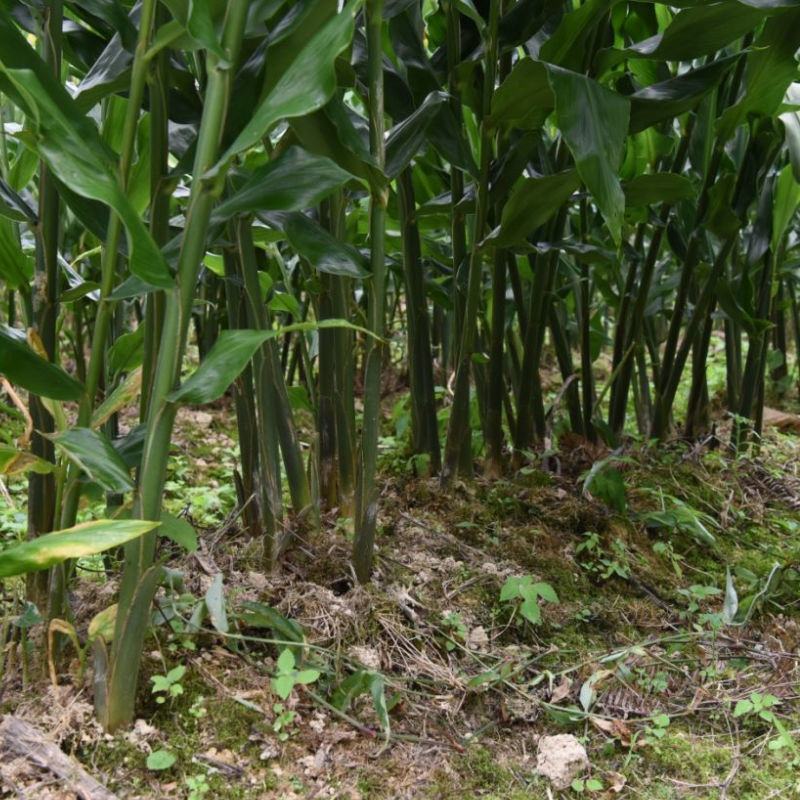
[{"left": 424, "top": 746, "right": 535, "bottom": 800}]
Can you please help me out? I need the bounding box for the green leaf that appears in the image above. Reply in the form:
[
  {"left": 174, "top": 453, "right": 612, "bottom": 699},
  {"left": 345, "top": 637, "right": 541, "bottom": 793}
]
[
  {"left": 488, "top": 170, "right": 580, "bottom": 246},
  {"left": 771, "top": 163, "right": 800, "bottom": 250},
  {"left": 733, "top": 699, "right": 753, "bottom": 717},
  {"left": 168, "top": 320, "right": 373, "bottom": 405},
  {"left": 281, "top": 212, "right": 369, "bottom": 278},
  {"left": 585, "top": 464, "right": 627, "bottom": 513},
  {"left": 205, "top": 572, "right": 228, "bottom": 634},
  {"left": 295, "top": 669, "right": 321, "bottom": 685},
  {"left": 0, "top": 325, "right": 83, "bottom": 401},
  {"left": 88, "top": 604, "right": 117, "bottom": 644},
  {"left": 623, "top": 174, "right": 695, "bottom": 207},
  {"left": 547, "top": 66, "right": 630, "bottom": 244},
  {"left": 218, "top": 0, "right": 362, "bottom": 165},
  {"left": 722, "top": 568, "right": 739, "bottom": 625},
  {"left": 624, "top": 3, "right": 767, "bottom": 61},
  {"left": 500, "top": 575, "right": 530, "bottom": 602},
  {"left": 717, "top": 12, "right": 800, "bottom": 141},
  {"left": 385, "top": 91, "right": 448, "bottom": 178},
  {"left": 540, "top": 0, "right": 620, "bottom": 69},
  {"left": 532, "top": 582, "right": 559, "bottom": 604},
  {"left": 239, "top": 602, "right": 306, "bottom": 650},
  {"left": 519, "top": 596, "right": 542, "bottom": 624},
  {"left": 158, "top": 512, "right": 198, "bottom": 553},
  {"left": 0, "top": 444, "right": 55, "bottom": 476},
  {"left": 332, "top": 671, "right": 374, "bottom": 711},
  {"left": 0, "top": 217, "right": 31, "bottom": 289},
  {"left": 271, "top": 673, "right": 295, "bottom": 700},
  {"left": 0, "top": 177, "right": 37, "bottom": 224},
  {"left": 146, "top": 750, "right": 176, "bottom": 771},
  {"left": 0, "top": 519, "right": 159, "bottom": 579},
  {"left": 370, "top": 673, "right": 391, "bottom": 737},
  {"left": 490, "top": 58, "right": 554, "bottom": 130},
  {"left": 276, "top": 648, "right": 295, "bottom": 673},
  {"left": 628, "top": 56, "right": 742, "bottom": 133},
  {"left": 213, "top": 147, "right": 357, "bottom": 222},
  {"left": 107, "top": 326, "right": 145, "bottom": 378},
  {"left": 0, "top": 9, "right": 170, "bottom": 287},
  {"left": 50, "top": 427, "right": 134, "bottom": 493},
  {"left": 167, "top": 665, "right": 186, "bottom": 683}
]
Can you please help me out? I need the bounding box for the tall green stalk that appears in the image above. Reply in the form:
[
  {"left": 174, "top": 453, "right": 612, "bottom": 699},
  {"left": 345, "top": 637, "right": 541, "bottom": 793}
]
[
  {"left": 27, "top": 0, "right": 63, "bottom": 612},
  {"left": 59, "top": 0, "right": 159, "bottom": 530},
  {"left": 102, "top": 0, "right": 250, "bottom": 731},
  {"left": 441, "top": 0, "right": 499, "bottom": 484},
  {"left": 398, "top": 168, "right": 441, "bottom": 472},
  {"left": 353, "top": 0, "right": 387, "bottom": 583}
]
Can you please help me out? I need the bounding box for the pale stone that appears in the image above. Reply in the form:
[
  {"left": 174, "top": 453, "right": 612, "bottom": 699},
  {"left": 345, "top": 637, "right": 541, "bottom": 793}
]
[{"left": 536, "top": 734, "right": 589, "bottom": 789}]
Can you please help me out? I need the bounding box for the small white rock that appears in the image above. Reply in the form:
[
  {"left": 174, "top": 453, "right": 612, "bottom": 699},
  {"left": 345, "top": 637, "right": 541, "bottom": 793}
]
[
  {"left": 536, "top": 734, "right": 589, "bottom": 790},
  {"left": 466, "top": 626, "right": 489, "bottom": 651}
]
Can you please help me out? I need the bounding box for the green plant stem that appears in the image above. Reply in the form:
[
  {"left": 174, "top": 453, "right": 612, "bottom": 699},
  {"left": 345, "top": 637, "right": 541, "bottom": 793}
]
[
  {"left": 353, "top": 0, "right": 387, "bottom": 583},
  {"left": 441, "top": 0, "right": 499, "bottom": 485},
  {"left": 60, "top": 0, "right": 159, "bottom": 529},
  {"left": 398, "top": 168, "right": 441, "bottom": 472},
  {"left": 104, "top": 0, "right": 250, "bottom": 731}
]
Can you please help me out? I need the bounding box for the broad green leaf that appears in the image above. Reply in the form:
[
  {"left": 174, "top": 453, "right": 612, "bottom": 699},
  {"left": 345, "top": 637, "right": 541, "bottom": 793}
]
[
  {"left": 277, "top": 647, "right": 295, "bottom": 673},
  {"left": 722, "top": 568, "right": 739, "bottom": 625},
  {"left": 295, "top": 668, "right": 321, "bottom": 685},
  {"left": 146, "top": 750, "right": 176, "bottom": 771},
  {"left": 625, "top": 3, "right": 766, "bottom": 61},
  {"left": 584, "top": 459, "right": 627, "bottom": 512},
  {"left": 0, "top": 325, "right": 83, "bottom": 401},
  {"left": 772, "top": 163, "right": 800, "bottom": 250},
  {"left": 0, "top": 445, "right": 55, "bottom": 476},
  {"left": 159, "top": 512, "right": 198, "bottom": 553},
  {"left": 218, "top": 0, "right": 362, "bottom": 165},
  {"left": 0, "top": 218, "right": 31, "bottom": 289},
  {"left": 623, "top": 174, "right": 695, "bottom": 206},
  {"left": 490, "top": 58, "right": 554, "bottom": 130},
  {"left": 385, "top": 91, "right": 448, "bottom": 178},
  {"left": 0, "top": 178, "right": 36, "bottom": 224},
  {"left": 532, "top": 582, "right": 559, "bottom": 604},
  {"left": 50, "top": 428, "right": 134, "bottom": 493},
  {"left": 717, "top": 12, "right": 800, "bottom": 141},
  {"left": 213, "top": 147, "right": 357, "bottom": 222},
  {"left": 332, "top": 670, "right": 375, "bottom": 710},
  {"left": 488, "top": 170, "right": 580, "bottom": 246},
  {"left": 716, "top": 278, "right": 769, "bottom": 335},
  {"left": 370, "top": 673, "right": 391, "bottom": 737},
  {"left": 239, "top": 601, "right": 306, "bottom": 653},
  {"left": 628, "top": 55, "right": 741, "bottom": 133},
  {"left": 547, "top": 66, "right": 630, "bottom": 244},
  {"left": 540, "top": 0, "right": 620, "bottom": 69},
  {"left": 271, "top": 673, "right": 295, "bottom": 700},
  {"left": 500, "top": 575, "right": 531, "bottom": 601},
  {"left": 168, "top": 321, "right": 373, "bottom": 405},
  {"left": 0, "top": 519, "right": 159, "bottom": 578},
  {"left": 92, "top": 368, "right": 143, "bottom": 429},
  {"left": 331, "top": 671, "right": 390, "bottom": 736},
  {"left": 281, "top": 212, "right": 369, "bottom": 278},
  {"left": 0, "top": 9, "right": 171, "bottom": 288},
  {"left": 519, "top": 597, "right": 542, "bottom": 624},
  {"left": 88, "top": 604, "right": 118, "bottom": 644},
  {"left": 108, "top": 326, "right": 144, "bottom": 377},
  {"left": 205, "top": 572, "right": 229, "bottom": 634}
]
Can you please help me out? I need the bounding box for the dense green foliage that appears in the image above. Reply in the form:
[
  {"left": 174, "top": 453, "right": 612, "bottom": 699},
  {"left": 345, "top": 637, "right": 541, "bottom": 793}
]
[{"left": 0, "top": 0, "right": 798, "bottom": 734}]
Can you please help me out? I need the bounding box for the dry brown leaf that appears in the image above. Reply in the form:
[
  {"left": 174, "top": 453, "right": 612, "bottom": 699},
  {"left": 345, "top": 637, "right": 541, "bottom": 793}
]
[{"left": 551, "top": 676, "right": 572, "bottom": 704}]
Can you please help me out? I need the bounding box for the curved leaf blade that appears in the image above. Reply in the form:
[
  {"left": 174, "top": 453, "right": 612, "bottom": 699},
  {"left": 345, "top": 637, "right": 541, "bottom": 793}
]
[
  {"left": 0, "top": 519, "right": 159, "bottom": 579},
  {"left": 0, "top": 325, "right": 83, "bottom": 401}
]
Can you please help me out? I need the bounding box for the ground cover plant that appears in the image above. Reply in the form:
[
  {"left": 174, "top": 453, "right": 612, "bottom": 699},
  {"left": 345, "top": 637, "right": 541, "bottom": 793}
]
[{"left": 0, "top": 0, "right": 800, "bottom": 797}]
